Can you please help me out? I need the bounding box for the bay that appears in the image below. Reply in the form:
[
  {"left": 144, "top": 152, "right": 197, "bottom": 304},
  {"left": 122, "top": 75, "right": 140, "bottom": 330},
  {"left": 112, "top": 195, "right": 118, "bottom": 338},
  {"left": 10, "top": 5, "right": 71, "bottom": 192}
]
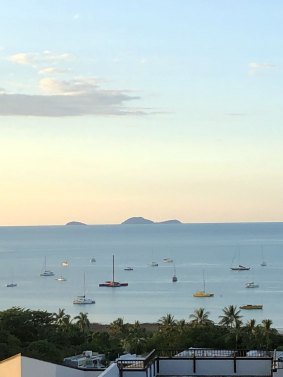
[{"left": 0, "top": 222, "right": 283, "bottom": 328}]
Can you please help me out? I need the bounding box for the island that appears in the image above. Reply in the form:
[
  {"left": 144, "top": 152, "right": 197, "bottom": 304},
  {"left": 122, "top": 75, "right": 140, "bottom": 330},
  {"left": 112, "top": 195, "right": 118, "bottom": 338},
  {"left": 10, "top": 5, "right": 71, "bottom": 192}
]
[
  {"left": 65, "top": 221, "right": 87, "bottom": 226},
  {"left": 121, "top": 217, "right": 182, "bottom": 225},
  {"left": 122, "top": 217, "right": 154, "bottom": 225}
]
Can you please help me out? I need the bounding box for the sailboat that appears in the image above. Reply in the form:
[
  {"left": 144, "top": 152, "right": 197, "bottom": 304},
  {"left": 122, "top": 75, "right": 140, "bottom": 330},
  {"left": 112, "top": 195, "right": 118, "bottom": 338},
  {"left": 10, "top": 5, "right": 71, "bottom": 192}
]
[
  {"left": 172, "top": 264, "right": 178, "bottom": 282},
  {"left": 193, "top": 271, "right": 214, "bottom": 297},
  {"left": 56, "top": 266, "right": 67, "bottom": 281},
  {"left": 73, "top": 273, "right": 95, "bottom": 304},
  {"left": 260, "top": 246, "right": 267, "bottom": 267},
  {"left": 99, "top": 255, "right": 128, "bottom": 287},
  {"left": 40, "top": 257, "right": 54, "bottom": 276},
  {"left": 6, "top": 269, "right": 17, "bottom": 287},
  {"left": 230, "top": 249, "right": 250, "bottom": 271}
]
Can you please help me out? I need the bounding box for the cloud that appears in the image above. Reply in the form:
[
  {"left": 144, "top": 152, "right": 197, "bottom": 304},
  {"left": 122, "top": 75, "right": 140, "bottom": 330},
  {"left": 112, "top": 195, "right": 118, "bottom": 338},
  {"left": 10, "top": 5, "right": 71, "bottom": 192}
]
[
  {"left": 249, "top": 62, "right": 276, "bottom": 75},
  {"left": 8, "top": 51, "right": 73, "bottom": 67},
  {"left": 38, "top": 67, "right": 69, "bottom": 75},
  {"left": 0, "top": 77, "right": 149, "bottom": 117},
  {"left": 249, "top": 62, "right": 276, "bottom": 69}
]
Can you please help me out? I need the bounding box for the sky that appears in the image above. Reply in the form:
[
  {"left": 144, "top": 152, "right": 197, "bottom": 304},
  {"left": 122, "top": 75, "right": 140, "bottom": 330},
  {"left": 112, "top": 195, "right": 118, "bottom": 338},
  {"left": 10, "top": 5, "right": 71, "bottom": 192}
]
[{"left": 0, "top": 0, "right": 283, "bottom": 225}]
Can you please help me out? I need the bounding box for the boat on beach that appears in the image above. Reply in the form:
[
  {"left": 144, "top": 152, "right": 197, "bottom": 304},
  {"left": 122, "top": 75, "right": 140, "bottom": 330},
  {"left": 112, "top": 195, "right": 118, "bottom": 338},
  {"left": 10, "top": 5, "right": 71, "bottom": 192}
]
[
  {"left": 99, "top": 255, "right": 128, "bottom": 287},
  {"left": 240, "top": 304, "right": 263, "bottom": 310}
]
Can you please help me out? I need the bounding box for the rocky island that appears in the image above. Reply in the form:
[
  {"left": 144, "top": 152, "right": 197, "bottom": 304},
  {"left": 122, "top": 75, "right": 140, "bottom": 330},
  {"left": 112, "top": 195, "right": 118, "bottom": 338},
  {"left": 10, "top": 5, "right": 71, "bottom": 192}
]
[
  {"left": 65, "top": 221, "right": 87, "bottom": 226},
  {"left": 122, "top": 217, "right": 182, "bottom": 225}
]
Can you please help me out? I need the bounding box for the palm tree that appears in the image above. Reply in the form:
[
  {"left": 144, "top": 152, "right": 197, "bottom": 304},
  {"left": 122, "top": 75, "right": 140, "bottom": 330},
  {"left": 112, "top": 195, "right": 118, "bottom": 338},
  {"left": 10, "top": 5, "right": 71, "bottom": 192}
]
[
  {"left": 219, "top": 305, "right": 242, "bottom": 328},
  {"left": 158, "top": 313, "right": 176, "bottom": 332},
  {"left": 219, "top": 305, "right": 243, "bottom": 349},
  {"left": 245, "top": 319, "right": 257, "bottom": 348},
  {"left": 189, "top": 308, "right": 212, "bottom": 327},
  {"left": 54, "top": 308, "right": 71, "bottom": 327},
  {"left": 261, "top": 319, "right": 276, "bottom": 350},
  {"left": 74, "top": 312, "right": 90, "bottom": 333}
]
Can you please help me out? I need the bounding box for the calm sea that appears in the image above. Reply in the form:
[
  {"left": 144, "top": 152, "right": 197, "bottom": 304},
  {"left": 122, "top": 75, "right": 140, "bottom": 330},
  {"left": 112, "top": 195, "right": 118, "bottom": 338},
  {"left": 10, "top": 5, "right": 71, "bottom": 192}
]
[{"left": 0, "top": 223, "right": 283, "bottom": 327}]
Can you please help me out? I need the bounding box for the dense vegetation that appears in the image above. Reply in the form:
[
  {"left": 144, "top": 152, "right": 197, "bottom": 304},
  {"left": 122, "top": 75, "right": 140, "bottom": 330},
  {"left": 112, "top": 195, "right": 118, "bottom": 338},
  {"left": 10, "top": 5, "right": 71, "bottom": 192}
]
[{"left": 0, "top": 306, "right": 282, "bottom": 364}]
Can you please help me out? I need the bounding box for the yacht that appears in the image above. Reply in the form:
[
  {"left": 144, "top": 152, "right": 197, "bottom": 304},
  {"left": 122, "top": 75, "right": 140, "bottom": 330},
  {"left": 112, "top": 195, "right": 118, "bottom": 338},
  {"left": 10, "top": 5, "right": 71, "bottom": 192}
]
[
  {"left": 193, "top": 271, "right": 214, "bottom": 297},
  {"left": 6, "top": 282, "right": 17, "bottom": 288},
  {"left": 40, "top": 257, "right": 54, "bottom": 276},
  {"left": 62, "top": 260, "right": 69, "bottom": 267},
  {"left": 163, "top": 258, "right": 174, "bottom": 263},
  {"left": 150, "top": 261, "right": 158, "bottom": 267},
  {"left": 73, "top": 273, "right": 95, "bottom": 304},
  {"left": 124, "top": 267, "right": 133, "bottom": 271},
  {"left": 231, "top": 264, "right": 250, "bottom": 271},
  {"left": 99, "top": 255, "right": 128, "bottom": 287}
]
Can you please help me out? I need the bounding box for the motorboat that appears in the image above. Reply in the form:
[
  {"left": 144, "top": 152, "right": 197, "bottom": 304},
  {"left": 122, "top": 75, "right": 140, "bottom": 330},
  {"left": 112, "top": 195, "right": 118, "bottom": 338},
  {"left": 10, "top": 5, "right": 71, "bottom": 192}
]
[
  {"left": 62, "top": 260, "right": 69, "bottom": 267},
  {"left": 163, "top": 258, "right": 174, "bottom": 263},
  {"left": 6, "top": 283, "right": 17, "bottom": 288},
  {"left": 245, "top": 281, "right": 259, "bottom": 288},
  {"left": 124, "top": 267, "right": 133, "bottom": 271},
  {"left": 40, "top": 257, "right": 54, "bottom": 276},
  {"left": 99, "top": 255, "right": 128, "bottom": 287},
  {"left": 56, "top": 275, "right": 67, "bottom": 282},
  {"left": 90, "top": 258, "right": 96, "bottom": 263},
  {"left": 230, "top": 264, "right": 250, "bottom": 271},
  {"left": 73, "top": 273, "right": 95, "bottom": 304},
  {"left": 240, "top": 304, "right": 263, "bottom": 310}
]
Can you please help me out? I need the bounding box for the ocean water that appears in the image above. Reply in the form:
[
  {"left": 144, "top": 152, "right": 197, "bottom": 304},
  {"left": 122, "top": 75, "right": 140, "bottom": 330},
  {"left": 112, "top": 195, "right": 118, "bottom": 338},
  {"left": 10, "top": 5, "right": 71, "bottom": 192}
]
[{"left": 0, "top": 223, "right": 283, "bottom": 327}]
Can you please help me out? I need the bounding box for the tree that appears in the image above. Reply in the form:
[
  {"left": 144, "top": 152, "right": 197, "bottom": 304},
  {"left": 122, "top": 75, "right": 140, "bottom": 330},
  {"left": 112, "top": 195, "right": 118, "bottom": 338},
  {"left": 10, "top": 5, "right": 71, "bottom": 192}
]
[
  {"left": 54, "top": 308, "right": 71, "bottom": 329},
  {"left": 219, "top": 305, "right": 242, "bottom": 328},
  {"left": 74, "top": 312, "right": 90, "bottom": 333},
  {"left": 158, "top": 314, "right": 176, "bottom": 332},
  {"left": 189, "top": 308, "right": 212, "bottom": 327}
]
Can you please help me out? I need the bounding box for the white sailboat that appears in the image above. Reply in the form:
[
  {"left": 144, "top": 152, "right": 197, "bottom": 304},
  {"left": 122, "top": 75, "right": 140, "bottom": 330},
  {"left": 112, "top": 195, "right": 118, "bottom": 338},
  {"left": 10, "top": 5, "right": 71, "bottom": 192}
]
[
  {"left": 40, "top": 257, "right": 54, "bottom": 276},
  {"left": 73, "top": 273, "right": 95, "bottom": 304}
]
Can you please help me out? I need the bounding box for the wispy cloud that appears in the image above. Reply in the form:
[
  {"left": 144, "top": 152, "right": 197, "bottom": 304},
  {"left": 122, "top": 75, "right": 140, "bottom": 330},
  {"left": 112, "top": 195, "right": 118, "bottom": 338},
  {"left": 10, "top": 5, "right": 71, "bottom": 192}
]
[
  {"left": 249, "top": 62, "right": 276, "bottom": 75},
  {"left": 8, "top": 51, "right": 73, "bottom": 67},
  {"left": 38, "top": 67, "right": 70, "bottom": 75}
]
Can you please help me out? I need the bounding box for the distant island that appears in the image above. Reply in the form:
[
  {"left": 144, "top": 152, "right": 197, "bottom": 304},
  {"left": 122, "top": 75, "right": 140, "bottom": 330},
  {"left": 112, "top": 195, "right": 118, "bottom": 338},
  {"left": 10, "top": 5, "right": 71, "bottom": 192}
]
[
  {"left": 65, "top": 221, "right": 87, "bottom": 226},
  {"left": 122, "top": 217, "right": 182, "bottom": 225}
]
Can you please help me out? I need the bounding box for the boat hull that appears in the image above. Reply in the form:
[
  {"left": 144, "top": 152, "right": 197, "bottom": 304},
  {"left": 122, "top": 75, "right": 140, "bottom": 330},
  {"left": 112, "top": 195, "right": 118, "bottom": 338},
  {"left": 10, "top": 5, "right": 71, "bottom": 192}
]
[{"left": 240, "top": 305, "right": 263, "bottom": 310}]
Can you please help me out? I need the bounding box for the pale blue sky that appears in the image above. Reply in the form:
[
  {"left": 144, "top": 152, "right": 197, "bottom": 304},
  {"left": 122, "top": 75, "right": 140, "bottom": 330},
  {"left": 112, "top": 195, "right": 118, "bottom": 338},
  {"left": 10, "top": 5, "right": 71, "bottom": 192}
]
[{"left": 0, "top": 1, "right": 282, "bottom": 225}]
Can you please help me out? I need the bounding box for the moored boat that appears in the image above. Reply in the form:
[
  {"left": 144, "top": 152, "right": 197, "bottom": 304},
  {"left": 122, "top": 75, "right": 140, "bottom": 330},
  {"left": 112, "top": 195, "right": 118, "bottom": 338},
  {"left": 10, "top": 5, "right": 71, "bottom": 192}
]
[
  {"left": 245, "top": 281, "right": 259, "bottom": 288},
  {"left": 73, "top": 273, "right": 95, "bottom": 304},
  {"left": 193, "top": 270, "right": 214, "bottom": 297},
  {"left": 231, "top": 264, "right": 250, "bottom": 271},
  {"left": 99, "top": 255, "right": 128, "bottom": 287},
  {"left": 240, "top": 304, "right": 263, "bottom": 310}
]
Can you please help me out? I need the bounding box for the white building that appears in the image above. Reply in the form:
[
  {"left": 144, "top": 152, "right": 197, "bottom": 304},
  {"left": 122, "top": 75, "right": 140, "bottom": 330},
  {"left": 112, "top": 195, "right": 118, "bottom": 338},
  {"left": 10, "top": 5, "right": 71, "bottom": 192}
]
[{"left": 1, "top": 349, "right": 283, "bottom": 377}]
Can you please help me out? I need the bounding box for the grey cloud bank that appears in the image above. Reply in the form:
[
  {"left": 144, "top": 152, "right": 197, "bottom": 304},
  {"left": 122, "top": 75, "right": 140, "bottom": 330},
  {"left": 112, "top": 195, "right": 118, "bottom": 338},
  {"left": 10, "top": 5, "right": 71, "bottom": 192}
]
[{"left": 0, "top": 91, "right": 145, "bottom": 117}]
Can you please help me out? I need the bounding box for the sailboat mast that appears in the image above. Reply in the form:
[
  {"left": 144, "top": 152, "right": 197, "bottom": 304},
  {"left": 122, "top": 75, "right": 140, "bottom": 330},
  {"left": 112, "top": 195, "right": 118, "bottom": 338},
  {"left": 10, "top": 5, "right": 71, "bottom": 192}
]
[
  {"left": 112, "top": 254, "right": 115, "bottom": 283},
  {"left": 203, "top": 270, "right": 206, "bottom": 292},
  {"left": 83, "top": 272, "right": 86, "bottom": 297}
]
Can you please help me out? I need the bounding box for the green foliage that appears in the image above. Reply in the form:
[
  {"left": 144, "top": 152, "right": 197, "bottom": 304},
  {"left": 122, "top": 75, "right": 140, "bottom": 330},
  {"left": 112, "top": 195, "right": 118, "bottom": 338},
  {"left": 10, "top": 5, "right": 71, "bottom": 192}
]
[{"left": 0, "top": 306, "right": 282, "bottom": 365}]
